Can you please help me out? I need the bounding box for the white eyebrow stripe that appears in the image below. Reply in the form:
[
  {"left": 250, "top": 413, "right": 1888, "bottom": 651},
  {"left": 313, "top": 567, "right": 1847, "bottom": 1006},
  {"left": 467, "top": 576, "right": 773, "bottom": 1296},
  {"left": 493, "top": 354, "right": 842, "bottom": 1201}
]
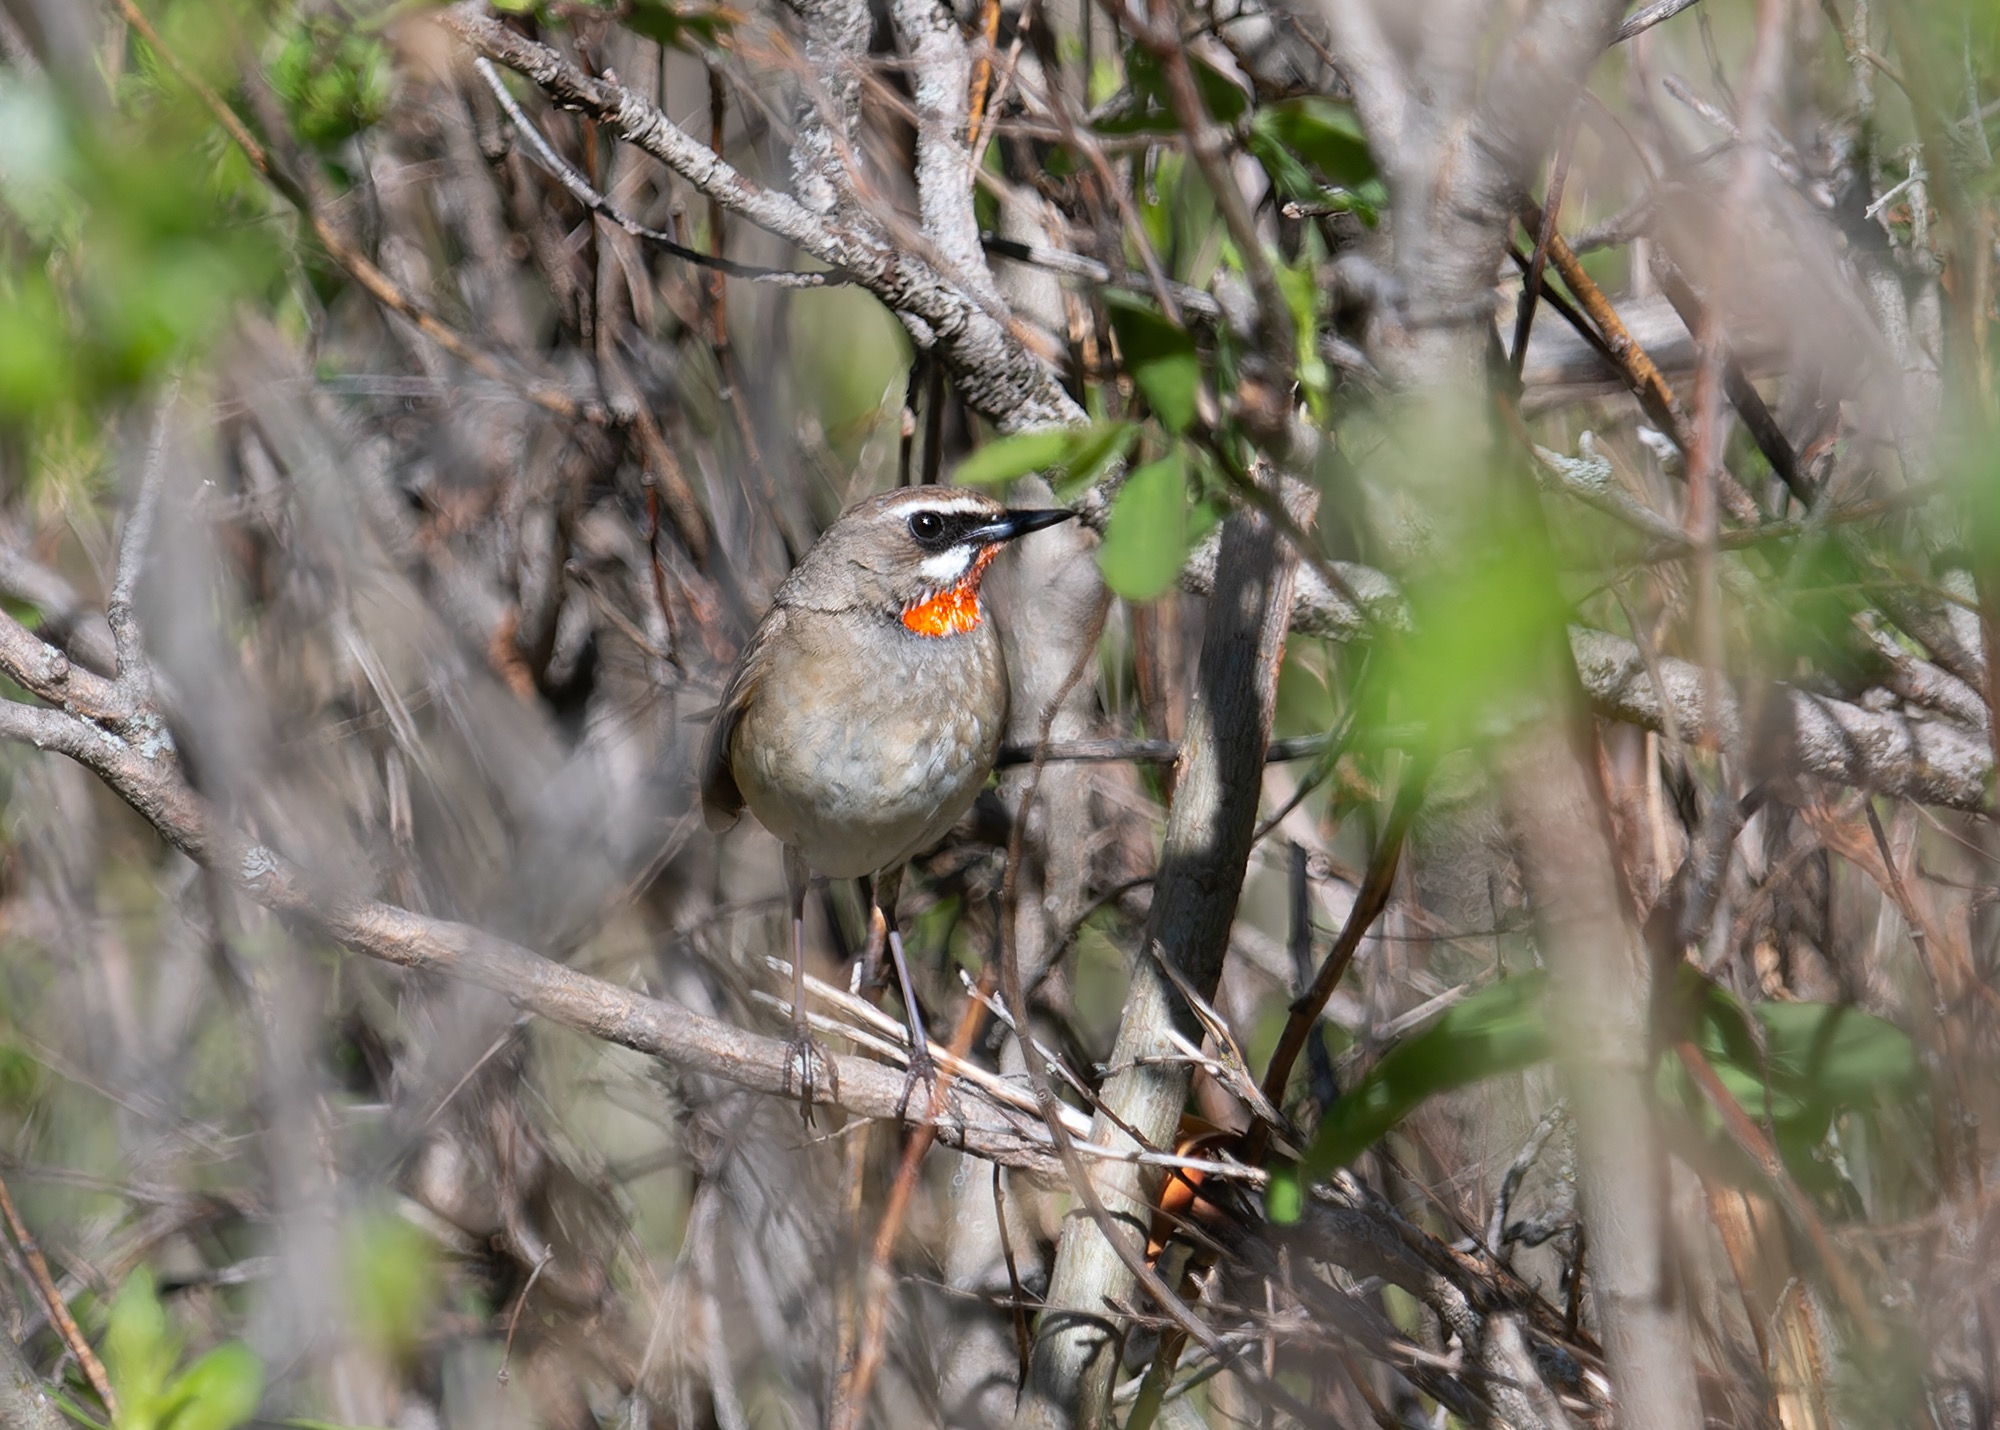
[
  {"left": 918, "top": 548, "right": 976, "bottom": 584},
  {"left": 906, "top": 496, "right": 995, "bottom": 518}
]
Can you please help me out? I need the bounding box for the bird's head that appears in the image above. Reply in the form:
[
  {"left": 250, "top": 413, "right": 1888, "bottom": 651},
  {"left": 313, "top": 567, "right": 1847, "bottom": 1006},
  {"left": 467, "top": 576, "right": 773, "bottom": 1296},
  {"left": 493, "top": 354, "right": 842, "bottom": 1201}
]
[{"left": 780, "top": 487, "right": 1074, "bottom": 635}]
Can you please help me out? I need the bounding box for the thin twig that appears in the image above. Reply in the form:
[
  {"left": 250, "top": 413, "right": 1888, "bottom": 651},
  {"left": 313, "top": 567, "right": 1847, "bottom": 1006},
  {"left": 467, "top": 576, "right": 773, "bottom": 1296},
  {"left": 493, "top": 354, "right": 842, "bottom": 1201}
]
[
  {"left": 496, "top": 1248, "right": 555, "bottom": 1384},
  {"left": 0, "top": 1169, "right": 116, "bottom": 1417},
  {"left": 832, "top": 964, "right": 997, "bottom": 1429},
  {"left": 1250, "top": 766, "right": 1427, "bottom": 1146},
  {"left": 475, "top": 59, "right": 836, "bottom": 288}
]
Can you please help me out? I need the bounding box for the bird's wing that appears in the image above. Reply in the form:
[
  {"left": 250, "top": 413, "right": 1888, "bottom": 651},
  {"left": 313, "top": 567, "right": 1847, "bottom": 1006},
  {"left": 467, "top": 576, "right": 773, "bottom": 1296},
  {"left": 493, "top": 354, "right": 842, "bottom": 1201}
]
[{"left": 698, "top": 607, "right": 783, "bottom": 832}]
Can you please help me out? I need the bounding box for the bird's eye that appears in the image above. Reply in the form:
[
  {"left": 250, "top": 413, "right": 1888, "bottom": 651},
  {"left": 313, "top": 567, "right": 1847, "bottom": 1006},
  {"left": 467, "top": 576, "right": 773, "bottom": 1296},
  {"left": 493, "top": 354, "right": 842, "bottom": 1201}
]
[{"left": 908, "top": 511, "right": 946, "bottom": 542}]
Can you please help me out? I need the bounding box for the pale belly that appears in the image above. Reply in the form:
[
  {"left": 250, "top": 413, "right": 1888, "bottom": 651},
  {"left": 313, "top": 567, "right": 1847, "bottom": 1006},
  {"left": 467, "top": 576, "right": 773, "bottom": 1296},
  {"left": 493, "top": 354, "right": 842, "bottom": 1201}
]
[{"left": 732, "top": 631, "right": 1007, "bottom": 878}]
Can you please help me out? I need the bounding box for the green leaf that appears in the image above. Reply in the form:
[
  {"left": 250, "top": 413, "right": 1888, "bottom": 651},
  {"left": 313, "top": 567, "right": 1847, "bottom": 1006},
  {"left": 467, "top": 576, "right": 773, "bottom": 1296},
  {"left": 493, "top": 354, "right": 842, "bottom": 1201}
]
[
  {"left": 1092, "top": 46, "right": 1249, "bottom": 135},
  {"left": 1266, "top": 1167, "right": 1303, "bottom": 1225},
  {"left": 105, "top": 1269, "right": 179, "bottom": 1426},
  {"left": 625, "top": 0, "right": 733, "bottom": 48},
  {"left": 1251, "top": 99, "right": 1376, "bottom": 187},
  {"left": 1096, "top": 451, "right": 1190, "bottom": 601},
  {"left": 345, "top": 1211, "right": 440, "bottom": 1362},
  {"left": 1104, "top": 293, "right": 1200, "bottom": 434},
  {"left": 952, "top": 421, "right": 1137, "bottom": 490},
  {"left": 1671, "top": 971, "right": 1926, "bottom": 1143},
  {"left": 1054, "top": 419, "right": 1141, "bottom": 496},
  {"left": 952, "top": 429, "right": 1077, "bottom": 486},
  {"left": 1296, "top": 974, "right": 1551, "bottom": 1180},
  {"left": 158, "top": 1342, "right": 262, "bottom": 1430}
]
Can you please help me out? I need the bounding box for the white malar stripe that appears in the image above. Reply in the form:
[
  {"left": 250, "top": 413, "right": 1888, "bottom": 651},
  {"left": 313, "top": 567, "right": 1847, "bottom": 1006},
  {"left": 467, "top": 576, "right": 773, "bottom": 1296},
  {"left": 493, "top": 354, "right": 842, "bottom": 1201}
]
[{"left": 918, "top": 548, "right": 975, "bottom": 585}]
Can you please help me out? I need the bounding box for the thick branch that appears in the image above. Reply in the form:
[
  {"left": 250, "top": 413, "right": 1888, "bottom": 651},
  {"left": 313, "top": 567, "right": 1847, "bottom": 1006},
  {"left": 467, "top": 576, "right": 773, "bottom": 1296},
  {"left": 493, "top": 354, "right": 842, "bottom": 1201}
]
[
  {"left": 1016, "top": 474, "right": 1306, "bottom": 1428},
  {"left": 0, "top": 670, "right": 1064, "bottom": 1174},
  {"left": 888, "top": 0, "right": 993, "bottom": 294}
]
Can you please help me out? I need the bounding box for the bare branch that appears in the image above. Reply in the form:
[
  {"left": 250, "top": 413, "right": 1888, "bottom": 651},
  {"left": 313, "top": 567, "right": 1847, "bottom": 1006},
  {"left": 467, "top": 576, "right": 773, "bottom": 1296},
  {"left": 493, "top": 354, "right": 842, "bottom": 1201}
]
[
  {"left": 0, "top": 654, "right": 1066, "bottom": 1173},
  {"left": 441, "top": 5, "right": 1084, "bottom": 432}
]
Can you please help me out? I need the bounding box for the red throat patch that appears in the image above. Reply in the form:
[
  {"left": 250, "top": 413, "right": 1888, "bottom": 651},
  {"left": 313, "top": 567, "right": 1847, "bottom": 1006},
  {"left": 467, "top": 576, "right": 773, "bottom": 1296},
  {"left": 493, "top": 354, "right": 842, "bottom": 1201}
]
[{"left": 902, "top": 544, "right": 1001, "bottom": 637}]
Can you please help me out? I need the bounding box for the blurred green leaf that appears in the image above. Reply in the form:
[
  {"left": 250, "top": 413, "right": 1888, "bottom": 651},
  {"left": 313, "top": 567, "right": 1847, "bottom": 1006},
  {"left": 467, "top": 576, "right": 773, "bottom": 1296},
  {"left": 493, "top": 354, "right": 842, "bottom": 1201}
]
[
  {"left": 1293, "top": 974, "right": 1551, "bottom": 1185},
  {"left": 0, "top": 1039, "right": 42, "bottom": 1109},
  {"left": 1274, "top": 259, "right": 1329, "bottom": 411},
  {"left": 624, "top": 0, "right": 734, "bottom": 47},
  {"left": 1097, "top": 450, "right": 1190, "bottom": 600},
  {"left": 268, "top": 18, "right": 392, "bottom": 151},
  {"left": 158, "top": 1341, "right": 261, "bottom": 1430},
  {"left": 1105, "top": 293, "right": 1200, "bottom": 434},
  {"left": 345, "top": 1211, "right": 441, "bottom": 1364},
  {"left": 1094, "top": 46, "right": 1249, "bottom": 135},
  {"left": 953, "top": 420, "right": 1138, "bottom": 490},
  {"left": 1056, "top": 419, "right": 1142, "bottom": 495},
  {"left": 1266, "top": 1168, "right": 1303, "bottom": 1224},
  {"left": 953, "top": 429, "right": 1078, "bottom": 486},
  {"left": 1663, "top": 971, "right": 1928, "bottom": 1205},
  {"left": 1391, "top": 534, "right": 1568, "bottom": 757},
  {"left": 1252, "top": 99, "right": 1376, "bottom": 187},
  {"left": 105, "top": 1270, "right": 179, "bottom": 1426},
  {"left": 0, "top": 274, "right": 75, "bottom": 416}
]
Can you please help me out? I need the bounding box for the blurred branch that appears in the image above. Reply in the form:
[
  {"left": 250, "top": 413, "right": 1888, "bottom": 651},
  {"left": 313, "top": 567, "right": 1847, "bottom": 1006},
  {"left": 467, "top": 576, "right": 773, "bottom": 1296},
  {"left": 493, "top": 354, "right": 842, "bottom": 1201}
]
[
  {"left": 1613, "top": 0, "right": 1703, "bottom": 42},
  {"left": 0, "top": 611, "right": 1068, "bottom": 1174},
  {"left": 105, "top": 385, "right": 175, "bottom": 692},
  {"left": 112, "top": 0, "right": 607, "bottom": 426},
  {"left": 0, "top": 1327, "right": 65, "bottom": 1430}
]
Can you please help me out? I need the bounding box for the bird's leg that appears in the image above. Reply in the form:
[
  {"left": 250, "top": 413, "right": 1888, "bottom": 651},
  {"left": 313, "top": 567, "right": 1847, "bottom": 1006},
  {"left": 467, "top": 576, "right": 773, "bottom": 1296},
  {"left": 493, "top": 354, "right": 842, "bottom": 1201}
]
[
  {"left": 873, "top": 865, "right": 941, "bottom": 1121},
  {"left": 781, "top": 846, "right": 836, "bottom": 1124}
]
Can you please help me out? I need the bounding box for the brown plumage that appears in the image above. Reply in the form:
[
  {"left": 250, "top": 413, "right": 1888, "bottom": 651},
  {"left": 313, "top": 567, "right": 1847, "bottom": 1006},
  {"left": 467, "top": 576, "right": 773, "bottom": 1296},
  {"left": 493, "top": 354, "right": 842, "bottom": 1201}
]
[{"left": 701, "top": 486, "right": 1073, "bottom": 1116}]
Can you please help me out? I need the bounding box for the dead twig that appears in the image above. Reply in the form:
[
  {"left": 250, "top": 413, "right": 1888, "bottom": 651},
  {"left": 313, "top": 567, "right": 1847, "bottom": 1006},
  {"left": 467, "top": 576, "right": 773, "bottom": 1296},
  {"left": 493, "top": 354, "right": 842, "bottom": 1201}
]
[{"left": 0, "top": 1169, "right": 116, "bottom": 1418}]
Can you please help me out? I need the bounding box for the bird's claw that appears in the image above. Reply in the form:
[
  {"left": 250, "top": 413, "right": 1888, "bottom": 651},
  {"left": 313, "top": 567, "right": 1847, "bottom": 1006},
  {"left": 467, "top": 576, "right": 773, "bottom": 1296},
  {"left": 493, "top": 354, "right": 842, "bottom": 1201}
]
[
  {"left": 893, "top": 1046, "right": 966, "bottom": 1132},
  {"left": 781, "top": 1024, "right": 838, "bottom": 1127}
]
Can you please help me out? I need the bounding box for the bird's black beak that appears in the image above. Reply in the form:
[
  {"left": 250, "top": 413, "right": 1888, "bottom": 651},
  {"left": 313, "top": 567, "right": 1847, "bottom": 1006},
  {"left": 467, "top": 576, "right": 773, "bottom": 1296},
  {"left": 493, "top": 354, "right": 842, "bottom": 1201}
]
[{"left": 970, "top": 508, "right": 1076, "bottom": 545}]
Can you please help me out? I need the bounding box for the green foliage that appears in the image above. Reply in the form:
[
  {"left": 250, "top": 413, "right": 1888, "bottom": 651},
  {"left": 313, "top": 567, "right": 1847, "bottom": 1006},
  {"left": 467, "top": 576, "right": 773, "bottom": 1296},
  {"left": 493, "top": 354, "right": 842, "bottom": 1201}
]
[
  {"left": 1251, "top": 99, "right": 1376, "bottom": 188},
  {"left": 1246, "top": 98, "right": 1384, "bottom": 225},
  {"left": 1094, "top": 46, "right": 1249, "bottom": 136},
  {"left": 103, "top": 1271, "right": 263, "bottom": 1430},
  {"left": 1272, "top": 970, "right": 1929, "bottom": 1222},
  {"left": 1104, "top": 293, "right": 1200, "bottom": 434},
  {"left": 1275, "top": 257, "right": 1331, "bottom": 413},
  {"left": 1291, "top": 974, "right": 1552, "bottom": 1190},
  {"left": 1661, "top": 969, "right": 1929, "bottom": 1206},
  {"left": 1389, "top": 532, "right": 1570, "bottom": 755},
  {"left": 267, "top": 16, "right": 393, "bottom": 151},
  {"left": 0, "top": 1034, "right": 46, "bottom": 1112},
  {"left": 1096, "top": 450, "right": 1190, "bottom": 600},
  {"left": 344, "top": 1210, "right": 442, "bottom": 1364},
  {"left": 493, "top": 0, "right": 735, "bottom": 47},
  {"left": 0, "top": 50, "right": 284, "bottom": 435},
  {"left": 622, "top": 0, "right": 737, "bottom": 49},
  {"left": 952, "top": 420, "right": 1138, "bottom": 489}
]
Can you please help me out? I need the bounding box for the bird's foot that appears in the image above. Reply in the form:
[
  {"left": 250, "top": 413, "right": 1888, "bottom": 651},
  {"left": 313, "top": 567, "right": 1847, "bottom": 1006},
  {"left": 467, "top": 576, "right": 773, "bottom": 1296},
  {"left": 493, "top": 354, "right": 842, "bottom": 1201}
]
[
  {"left": 780, "top": 1023, "right": 839, "bottom": 1127},
  {"left": 893, "top": 1045, "right": 965, "bottom": 1130}
]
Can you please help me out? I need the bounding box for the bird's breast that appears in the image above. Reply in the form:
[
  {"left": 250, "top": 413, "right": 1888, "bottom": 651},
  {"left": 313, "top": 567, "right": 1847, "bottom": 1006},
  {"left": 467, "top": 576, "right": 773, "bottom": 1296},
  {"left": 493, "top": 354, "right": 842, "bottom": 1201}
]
[{"left": 729, "top": 621, "right": 1007, "bottom": 878}]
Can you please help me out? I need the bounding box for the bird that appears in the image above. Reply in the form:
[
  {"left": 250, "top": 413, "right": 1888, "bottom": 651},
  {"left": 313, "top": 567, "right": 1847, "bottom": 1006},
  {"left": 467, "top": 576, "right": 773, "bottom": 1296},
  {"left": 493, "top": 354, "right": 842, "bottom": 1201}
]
[{"left": 700, "top": 485, "right": 1075, "bottom": 1119}]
